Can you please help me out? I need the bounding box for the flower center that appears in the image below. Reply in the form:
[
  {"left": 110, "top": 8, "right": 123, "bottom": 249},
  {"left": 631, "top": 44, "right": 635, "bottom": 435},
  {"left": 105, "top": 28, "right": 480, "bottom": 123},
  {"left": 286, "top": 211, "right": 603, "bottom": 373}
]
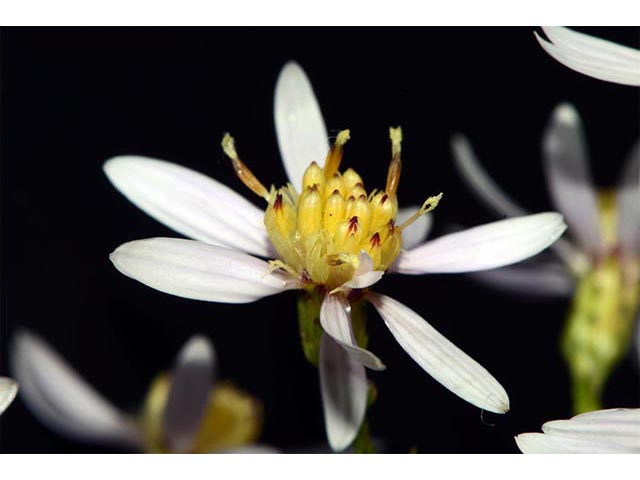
[
  {"left": 140, "top": 374, "right": 261, "bottom": 453},
  {"left": 222, "top": 127, "right": 441, "bottom": 291}
]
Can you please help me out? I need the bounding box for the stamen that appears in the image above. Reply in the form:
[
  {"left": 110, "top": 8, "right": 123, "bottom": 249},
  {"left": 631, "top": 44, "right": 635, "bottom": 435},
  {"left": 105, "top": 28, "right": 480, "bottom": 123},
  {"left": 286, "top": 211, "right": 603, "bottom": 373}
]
[
  {"left": 385, "top": 126, "right": 403, "bottom": 197},
  {"left": 222, "top": 133, "right": 270, "bottom": 201},
  {"left": 398, "top": 193, "right": 443, "bottom": 231},
  {"left": 267, "top": 259, "right": 299, "bottom": 277},
  {"left": 324, "top": 129, "right": 351, "bottom": 179}
]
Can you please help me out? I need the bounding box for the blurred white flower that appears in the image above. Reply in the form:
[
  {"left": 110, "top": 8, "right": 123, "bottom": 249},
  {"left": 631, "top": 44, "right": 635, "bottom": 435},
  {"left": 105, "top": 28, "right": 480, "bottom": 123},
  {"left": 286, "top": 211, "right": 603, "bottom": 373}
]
[
  {"left": 535, "top": 26, "right": 640, "bottom": 86},
  {"left": 11, "top": 330, "right": 266, "bottom": 453},
  {"left": 105, "top": 61, "right": 567, "bottom": 451},
  {"left": 452, "top": 103, "right": 640, "bottom": 413},
  {"left": 0, "top": 377, "right": 18, "bottom": 415},
  {"left": 516, "top": 408, "right": 640, "bottom": 453}
]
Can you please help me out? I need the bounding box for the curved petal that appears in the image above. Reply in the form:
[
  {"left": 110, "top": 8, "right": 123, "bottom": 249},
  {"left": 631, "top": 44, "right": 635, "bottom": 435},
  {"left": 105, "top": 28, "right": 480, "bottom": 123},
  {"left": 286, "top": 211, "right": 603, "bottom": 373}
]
[
  {"left": 542, "top": 408, "right": 640, "bottom": 451},
  {"left": 104, "top": 156, "right": 273, "bottom": 258},
  {"left": 451, "top": 134, "right": 587, "bottom": 272},
  {"left": 340, "top": 251, "right": 384, "bottom": 291},
  {"left": 319, "top": 334, "right": 367, "bottom": 452},
  {"left": 543, "top": 103, "right": 603, "bottom": 255},
  {"left": 450, "top": 134, "right": 527, "bottom": 218},
  {"left": 367, "top": 293, "right": 509, "bottom": 413},
  {"left": 274, "top": 61, "right": 329, "bottom": 191},
  {"left": 110, "top": 238, "right": 299, "bottom": 304},
  {"left": 320, "top": 293, "right": 385, "bottom": 371},
  {"left": 467, "top": 261, "right": 575, "bottom": 298},
  {"left": 397, "top": 208, "right": 433, "bottom": 250},
  {"left": 367, "top": 293, "right": 509, "bottom": 414},
  {"left": 163, "top": 336, "right": 216, "bottom": 453},
  {"left": 0, "top": 377, "right": 18, "bottom": 415},
  {"left": 515, "top": 432, "right": 636, "bottom": 454},
  {"left": 535, "top": 27, "right": 640, "bottom": 87},
  {"left": 393, "top": 213, "right": 567, "bottom": 274},
  {"left": 617, "top": 141, "right": 640, "bottom": 257},
  {"left": 10, "top": 330, "right": 141, "bottom": 447}
]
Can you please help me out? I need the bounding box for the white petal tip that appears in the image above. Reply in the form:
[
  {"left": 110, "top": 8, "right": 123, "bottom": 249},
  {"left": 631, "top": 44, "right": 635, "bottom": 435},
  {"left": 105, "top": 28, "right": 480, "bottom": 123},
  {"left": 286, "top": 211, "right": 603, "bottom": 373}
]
[
  {"left": 553, "top": 103, "right": 579, "bottom": 125},
  {"left": 329, "top": 436, "right": 354, "bottom": 452},
  {"left": 180, "top": 336, "right": 214, "bottom": 364},
  {"left": 514, "top": 433, "right": 537, "bottom": 453},
  {"left": 280, "top": 60, "right": 303, "bottom": 76},
  {"left": 480, "top": 389, "right": 510, "bottom": 414},
  {"left": 102, "top": 155, "right": 134, "bottom": 179},
  {"left": 0, "top": 377, "right": 19, "bottom": 415}
]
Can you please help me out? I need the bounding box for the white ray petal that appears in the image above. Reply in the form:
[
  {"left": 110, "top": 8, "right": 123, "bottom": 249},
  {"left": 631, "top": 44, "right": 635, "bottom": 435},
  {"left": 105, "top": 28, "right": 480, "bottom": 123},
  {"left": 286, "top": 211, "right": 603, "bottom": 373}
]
[
  {"left": 542, "top": 408, "right": 640, "bottom": 451},
  {"left": 542, "top": 27, "right": 640, "bottom": 64},
  {"left": 0, "top": 377, "right": 18, "bottom": 415},
  {"left": 274, "top": 61, "right": 330, "bottom": 191},
  {"left": 319, "top": 334, "right": 368, "bottom": 452},
  {"left": 393, "top": 213, "right": 567, "bottom": 274},
  {"left": 535, "top": 27, "right": 640, "bottom": 87},
  {"left": 10, "top": 330, "right": 141, "bottom": 447},
  {"left": 515, "top": 432, "right": 636, "bottom": 454},
  {"left": 110, "top": 238, "right": 299, "bottom": 303},
  {"left": 397, "top": 208, "right": 433, "bottom": 250},
  {"left": 450, "top": 134, "right": 527, "bottom": 218},
  {"left": 543, "top": 103, "right": 603, "bottom": 255},
  {"left": 617, "top": 141, "right": 640, "bottom": 257},
  {"left": 320, "top": 293, "right": 385, "bottom": 371},
  {"left": 104, "top": 156, "right": 273, "bottom": 258},
  {"left": 340, "top": 251, "right": 384, "bottom": 291},
  {"left": 467, "top": 261, "right": 575, "bottom": 298},
  {"left": 367, "top": 293, "right": 509, "bottom": 414},
  {"left": 163, "top": 336, "right": 216, "bottom": 453},
  {"left": 450, "top": 134, "right": 587, "bottom": 271}
]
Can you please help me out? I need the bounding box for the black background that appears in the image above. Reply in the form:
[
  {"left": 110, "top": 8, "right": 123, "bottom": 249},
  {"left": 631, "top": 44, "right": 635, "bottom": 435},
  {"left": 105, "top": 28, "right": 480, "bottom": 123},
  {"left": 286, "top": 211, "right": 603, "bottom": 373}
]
[{"left": 1, "top": 27, "right": 638, "bottom": 453}]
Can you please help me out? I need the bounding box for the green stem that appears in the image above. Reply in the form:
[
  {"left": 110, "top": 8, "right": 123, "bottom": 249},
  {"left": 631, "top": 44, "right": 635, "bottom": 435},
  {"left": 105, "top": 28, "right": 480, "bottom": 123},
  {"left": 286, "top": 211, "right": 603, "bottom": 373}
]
[
  {"left": 352, "top": 421, "right": 375, "bottom": 454},
  {"left": 296, "top": 289, "right": 377, "bottom": 453},
  {"left": 571, "top": 374, "right": 602, "bottom": 414}
]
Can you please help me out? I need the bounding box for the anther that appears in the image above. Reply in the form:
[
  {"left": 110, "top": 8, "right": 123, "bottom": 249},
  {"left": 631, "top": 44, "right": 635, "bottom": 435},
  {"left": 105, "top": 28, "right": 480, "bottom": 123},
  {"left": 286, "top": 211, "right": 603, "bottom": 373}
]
[
  {"left": 370, "top": 232, "right": 381, "bottom": 247},
  {"left": 324, "top": 129, "right": 351, "bottom": 179},
  {"left": 348, "top": 216, "right": 359, "bottom": 235},
  {"left": 273, "top": 193, "right": 283, "bottom": 211},
  {"left": 385, "top": 126, "right": 403, "bottom": 197},
  {"left": 222, "top": 133, "right": 270, "bottom": 201}
]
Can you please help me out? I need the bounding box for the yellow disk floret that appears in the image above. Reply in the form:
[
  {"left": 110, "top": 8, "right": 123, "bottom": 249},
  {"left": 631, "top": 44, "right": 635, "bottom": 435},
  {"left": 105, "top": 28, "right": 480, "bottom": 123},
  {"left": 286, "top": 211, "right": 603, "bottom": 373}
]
[
  {"left": 223, "top": 128, "right": 442, "bottom": 291},
  {"left": 140, "top": 374, "right": 262, "bottom": 453}
]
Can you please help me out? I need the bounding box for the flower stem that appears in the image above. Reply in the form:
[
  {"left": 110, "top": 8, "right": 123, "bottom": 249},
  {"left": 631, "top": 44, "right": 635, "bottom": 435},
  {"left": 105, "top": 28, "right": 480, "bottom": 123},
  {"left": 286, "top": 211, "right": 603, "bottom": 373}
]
[
  {"left": 297, "top": 289, "right": 378, "bottom": 452},
  {"left": 352, "top": 420, "right": 375, "bottom": 454},
  {"left": 561, "top": 257, "right": 639, "bottom": 414},
  {"left": 296, "top": 288, "right": 325, "bottom": 366}
]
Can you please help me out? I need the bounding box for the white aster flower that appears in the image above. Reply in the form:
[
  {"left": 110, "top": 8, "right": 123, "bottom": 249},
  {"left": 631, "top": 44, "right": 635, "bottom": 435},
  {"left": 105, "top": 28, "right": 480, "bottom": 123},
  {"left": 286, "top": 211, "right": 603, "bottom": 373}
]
[
  {"left": 0, "top": 376, "right": 18, "bottom": 415},
  {"left": 11, "top": 330, "right": 266, "bottom": 453},
  {"left": 534, "top": 26, "right": 640, "bottom": 87},
  {"left": 452, "top": 102, "right": 639, "bottom": 296},
  {"left": 105, "top": 61, "right": 567, "bottom": 451},
  {"left": 452, "top": 102, "right": 640, "bottom": 413},
  {"left": 515, "top": 408, "right": 640, "bottom": 453}
]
